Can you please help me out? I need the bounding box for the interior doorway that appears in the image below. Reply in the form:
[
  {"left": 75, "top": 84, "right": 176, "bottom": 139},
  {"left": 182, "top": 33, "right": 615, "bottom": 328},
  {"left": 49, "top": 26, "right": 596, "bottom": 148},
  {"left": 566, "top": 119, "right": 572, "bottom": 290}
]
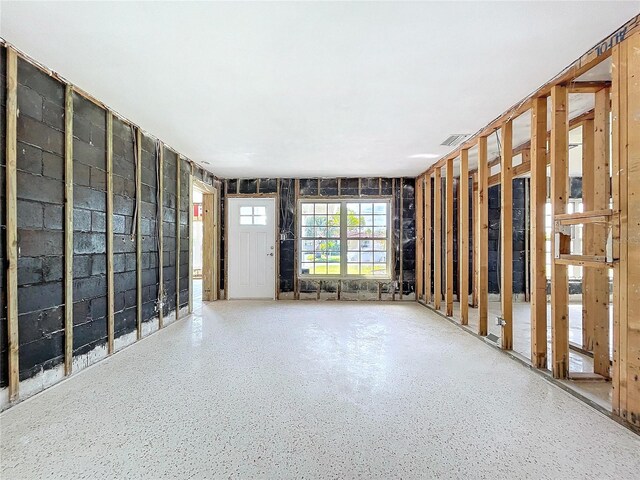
[
  {"left": 191, "top": 180, "right": 218, "bottom": 309},
  {"left": 227, "top": 197, "right": 277, "bottom": 299}
]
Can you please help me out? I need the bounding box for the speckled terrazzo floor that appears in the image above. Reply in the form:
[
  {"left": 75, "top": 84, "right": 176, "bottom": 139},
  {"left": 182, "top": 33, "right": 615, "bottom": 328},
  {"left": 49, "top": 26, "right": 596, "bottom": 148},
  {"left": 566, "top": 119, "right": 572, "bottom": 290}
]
[{"left": 1, "top": 301, "right": 638, "bottom": 479}]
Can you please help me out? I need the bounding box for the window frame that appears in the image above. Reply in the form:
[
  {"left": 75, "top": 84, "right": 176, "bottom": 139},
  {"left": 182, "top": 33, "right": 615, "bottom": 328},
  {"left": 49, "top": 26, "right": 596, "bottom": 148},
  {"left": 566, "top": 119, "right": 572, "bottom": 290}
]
[{"left": 297, "top": 197, "right": 393, "bottom": 280}]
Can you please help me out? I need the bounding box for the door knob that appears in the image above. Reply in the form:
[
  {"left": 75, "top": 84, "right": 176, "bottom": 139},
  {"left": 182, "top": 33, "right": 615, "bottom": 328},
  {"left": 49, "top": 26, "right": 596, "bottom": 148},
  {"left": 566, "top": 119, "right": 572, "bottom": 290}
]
[{"left": 267, "top": 253, "right": 274, "bottom": 256}]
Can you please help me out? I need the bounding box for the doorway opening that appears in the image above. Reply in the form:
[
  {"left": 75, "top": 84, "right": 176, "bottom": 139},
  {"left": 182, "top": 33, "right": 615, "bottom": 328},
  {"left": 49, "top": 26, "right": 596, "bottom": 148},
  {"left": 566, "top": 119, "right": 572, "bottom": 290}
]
[{"left": 191, "top": 180, "right": 218, "bottom": 311}]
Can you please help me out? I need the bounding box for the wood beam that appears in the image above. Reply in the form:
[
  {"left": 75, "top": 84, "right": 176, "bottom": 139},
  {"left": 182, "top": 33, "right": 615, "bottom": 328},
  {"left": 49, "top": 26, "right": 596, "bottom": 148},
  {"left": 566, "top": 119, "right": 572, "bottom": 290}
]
[
  {"left": 176, "top": 156, "right": 181, "bottom": 321},
  {"left": 612, "top": 33, "right": 640, "bottom": 427},
  {"left": 568, "top": 81, "right": 612, "bottom": 93},
  {"left": 472, "top": 172, "right": 478, "bottom": 308},
  {"left": 4, "top": 47, "right": 18, "bottom": 399},
  {"left": 63, "top": 85, "right": 75, "bottom": 373},
  {"left": 551, "top": 85, "right": 570, "bottom": 379},
  {"left": 591, "top": 87, "right": 611, "bottom": 378},
  {"left": 158, "top": 145, "right": 164, "bottom": 328},
  {"left": 434, "top": 168, "right": 442, "bottom": 310},
  {"left": 424, "top": 174, "right": 432, "bottom": 304},
  {"left": 106, "top": 111, "right": 114, "bottom": 354},
  {"left": 416, "top": 176, "right": 424, "bottom": 300},
  {"left": 135, "top": 129, "right": 142, "bottom": 338},
  {"left": 445, "top": 159, "right": 454, "bottom": 316},
  {"left": 460, "top": 150, "right": 469, "bottom": 325},
  {"left": 500, "top": 120, "right": 513, "bottom": 350},
  {"left": 202, "top": 192, "right": 215, "bottom": 301},
  {"left": 477, "top": 137, "right": 489, "bottom": 336},
  {"left": 582, "top": 119, "right": 596, "bottom": 351},
  {"left": 530, "top": 97, "right": 548, "bottom": 369},
  {"left": 188, "top": 164, "right": 194, "bottom": 313}
]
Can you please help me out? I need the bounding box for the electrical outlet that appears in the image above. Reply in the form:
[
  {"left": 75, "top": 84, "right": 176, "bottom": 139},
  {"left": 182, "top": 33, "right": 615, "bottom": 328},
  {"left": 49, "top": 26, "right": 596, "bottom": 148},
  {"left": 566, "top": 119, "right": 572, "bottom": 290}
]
[{"left": 280, "top": 233, "right": 287, "bottom": 241}]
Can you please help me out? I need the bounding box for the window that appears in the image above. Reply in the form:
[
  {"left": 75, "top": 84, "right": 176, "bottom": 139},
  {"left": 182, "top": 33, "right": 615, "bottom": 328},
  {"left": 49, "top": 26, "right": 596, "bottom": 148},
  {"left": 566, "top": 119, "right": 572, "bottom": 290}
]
[
  {"left": 240, "top": 206, "right": 267, "bottom": 225},
  {"left": 299, "top": 200, "right": 391, "bottom": 278}
]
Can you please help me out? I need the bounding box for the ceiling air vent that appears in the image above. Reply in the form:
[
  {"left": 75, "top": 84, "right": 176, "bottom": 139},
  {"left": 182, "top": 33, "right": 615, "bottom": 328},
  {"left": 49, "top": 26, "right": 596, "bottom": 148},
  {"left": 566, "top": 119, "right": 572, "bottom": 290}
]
[{"left": 440, "top": 134, "right": 470, "bottom": 147}]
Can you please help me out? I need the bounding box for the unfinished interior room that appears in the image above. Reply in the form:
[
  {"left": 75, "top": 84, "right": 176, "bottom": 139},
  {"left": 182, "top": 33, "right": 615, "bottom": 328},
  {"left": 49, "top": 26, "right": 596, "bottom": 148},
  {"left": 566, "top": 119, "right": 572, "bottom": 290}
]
[{"left": 1, "top": 1, "right": 639, "bottom": 478}]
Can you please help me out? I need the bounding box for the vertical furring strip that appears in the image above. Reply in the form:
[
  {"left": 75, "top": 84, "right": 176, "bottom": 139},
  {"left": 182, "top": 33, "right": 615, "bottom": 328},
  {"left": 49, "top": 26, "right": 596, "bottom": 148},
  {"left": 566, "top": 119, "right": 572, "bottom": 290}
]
[{"left": 64, "top": 84, "right": 74, "bottom": 373}]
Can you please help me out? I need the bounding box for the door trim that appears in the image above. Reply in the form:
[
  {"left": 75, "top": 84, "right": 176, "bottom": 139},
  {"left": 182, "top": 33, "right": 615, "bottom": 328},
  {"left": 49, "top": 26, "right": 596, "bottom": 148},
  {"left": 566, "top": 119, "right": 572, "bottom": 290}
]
[{"left": 225, "top": 195, "right": 279, "bottom": 300}]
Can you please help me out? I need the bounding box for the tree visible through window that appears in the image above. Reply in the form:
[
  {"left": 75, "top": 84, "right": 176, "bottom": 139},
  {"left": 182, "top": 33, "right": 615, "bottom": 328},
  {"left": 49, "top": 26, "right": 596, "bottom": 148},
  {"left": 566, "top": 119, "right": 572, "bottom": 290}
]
[{"left": 299, "top": 200, "right": 390, "bottom": 278}]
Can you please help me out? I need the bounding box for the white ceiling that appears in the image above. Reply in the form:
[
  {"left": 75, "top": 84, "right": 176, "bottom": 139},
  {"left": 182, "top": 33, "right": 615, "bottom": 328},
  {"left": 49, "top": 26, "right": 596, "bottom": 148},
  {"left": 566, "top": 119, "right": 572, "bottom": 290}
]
[{"left": 1, "top": 1, "right": 637, "bottom": 178}]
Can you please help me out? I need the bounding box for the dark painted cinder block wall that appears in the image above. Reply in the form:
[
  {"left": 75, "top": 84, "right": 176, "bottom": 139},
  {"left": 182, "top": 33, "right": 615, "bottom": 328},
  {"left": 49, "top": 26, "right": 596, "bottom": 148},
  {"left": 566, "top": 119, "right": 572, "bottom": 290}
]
[
  {"left": 222, "top": 177, "right": 415, "bottom": 299},
  {"left": 0, "top": 46, "right": 215, "bottom": 397},
  {"left": 72, "top": 92, "right": 108, "bottom": 358},
  {"left": 16, "top": 58, "right": 66, "bottom": 380}
]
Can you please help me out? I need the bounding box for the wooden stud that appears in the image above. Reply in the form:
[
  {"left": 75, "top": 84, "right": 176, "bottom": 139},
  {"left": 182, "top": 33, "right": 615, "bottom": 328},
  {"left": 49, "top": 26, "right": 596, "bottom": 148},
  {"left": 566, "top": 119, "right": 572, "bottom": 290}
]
[
  {"left": 477, "top": 137, "right": 489, "bottom": 336},
  {"left": 188, "top": 164, "right": 194, "bottom": 312},
  {"left": 202, "top": 192, "right": 215, "bottom": 301},
  {"left": 500, "top": 120, "right": 513, "bottom": 350},
  {"left": 582, "top": 119, "right": 595, "bottom": 351},
  {"left": 550, "top": 85, "right": 570, "bottom": 379},
  {"left": 591, "top": 87, "right": 611, "bottom": 378},
  {"left": 472, "top": 173, "right": 478, "bottom": 307},
  {"left": 434, "top": 168, "right": 442, "bottom": 310},
  {"left": 530, "top": 97, "right": 548, "bottom": 368},
  {"left": 158, "top": 145, "right": 164, "bottom": 328},
  {"left": 460, "top": 150, "right": 469, "bottom": 325},
  {"left": 294, "top": 179, "right": 300, "bottom": 300},
  {"left": 399, "top": 177, "right": 404, "bottom": 299},
  {"left": 106, "top": 111, "right": 114, "bottom": 354},
  {"left": 445, "top": 159, "right": 453, "bottom": 316},
  {"left": 424, "top": 173, "right": 432, "bottom": 304},
  {"left": 611, "top": 34, "right": 640, "bottom": 426},
  {"left": 176, "top": 157, "right": 181, "bottom": 321},
  {"left": 136, "top": 129, "right": 143, "bottom": 338},
  {"left": 63, "top": 85, "right": 75, "bottom": 372},
  {"left": 416, "top": 176, "right": 424, "bottom": 301},
  {"left": 5, "top": 47, "right": 19, "bottom": 399}
]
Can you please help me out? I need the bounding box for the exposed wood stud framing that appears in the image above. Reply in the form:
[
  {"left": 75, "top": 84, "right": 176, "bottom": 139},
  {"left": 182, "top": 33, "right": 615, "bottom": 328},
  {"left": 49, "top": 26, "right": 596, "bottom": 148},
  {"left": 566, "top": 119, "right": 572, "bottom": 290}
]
[
  {"left": 158, "top": 145, "right": 164, "bottom": 328},
  {"left": 176, "top": 156, "right": 181, "bottom": 321},
  {"left": 416, "top": 175, "right": 424, "bottom": 301},
  {"left": 106, "top": 111, "right": 114, "bottom": 354},
  {"left": 434, "top": 168, "right": 442, "bottom": 310},
  {"left": 188, "top": 163, "right": 194, "bottom": 312},
  {"left": 202, "top": 192, "right": 215, "bottom": 302},
  {"left": 530, "top": 97, "right": 548, "bottom": 368},
  {"left": 294, "top": 179, "right": 300, "bottom": 300},
  {"left": 5, "top": 47, "right": 19, "bottom": 399},
  {"left": 471, "top": 173, "right": 478, "bottom": 307},
  {"left": 445, "top": 159, "right": 453, "bottom": 316},
  {"left": 500, "top": 120, "right": 513, "bottom": 350},
  {"left": 582, "top": 118, "right": 595, "bottom": 351},
  {"left": 591, "top": 87, "right": 611, "bottom": 378},
  {"left": 63, "top": 84, "right": 75, "bottom": 372},
  {"left": 459, "top": 150, "right": 469, "bottom": 325},
  {"left": 424, "top": 173, "right": 432, "bottom": 304},
  {"left": 477, "top": 137, "right": 489, "bottom": 336},
  {"left": 136, "top": 129, "right": 143, "bottom": 338},
  {"left": 550, "top": 84, "right": 570, "bottom": 379}
]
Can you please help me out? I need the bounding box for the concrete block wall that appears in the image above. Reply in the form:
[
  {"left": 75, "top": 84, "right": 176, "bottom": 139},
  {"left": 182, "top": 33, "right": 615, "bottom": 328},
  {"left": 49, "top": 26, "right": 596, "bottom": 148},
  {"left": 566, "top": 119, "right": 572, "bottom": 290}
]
[
  {"left": 223, "top": 177, "right": 416, "bottom": 300},
  {"left": 72, "top": 92, "right": 108, "bottom": 358},
  {"left": 178, "top": 158, "right": 189, "bottom": 310},
  {"left": 111, "top": 118, "right": 137, "bottom": 338},
  {"left": 0, "top": 46, "right": 203, "bottom": 406},
  {"left": 162, "top": 147, "right": 177, "bottom": 316},
  {"left": 140, "top": 133, "right": 160, "bottom": 323},
  {"left": 16, "top": 58, "right": 66, "bottom": 380}
]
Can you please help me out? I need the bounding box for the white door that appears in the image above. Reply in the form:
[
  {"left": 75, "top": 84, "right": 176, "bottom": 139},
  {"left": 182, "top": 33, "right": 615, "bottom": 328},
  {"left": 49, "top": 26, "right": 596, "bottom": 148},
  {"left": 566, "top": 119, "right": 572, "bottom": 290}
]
[{"left": 228, "top": 198, "right": 276, "bottom": 299}]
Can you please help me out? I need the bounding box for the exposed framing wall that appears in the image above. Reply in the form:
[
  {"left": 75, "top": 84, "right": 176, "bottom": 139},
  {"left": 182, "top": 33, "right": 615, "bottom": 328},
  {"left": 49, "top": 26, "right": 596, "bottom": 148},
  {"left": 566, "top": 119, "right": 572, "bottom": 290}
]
[
  {"left": 0, "top": 42, "right": 215, "bottom": 409},
  {"left": 414, "top": 17, "right": 640, "bottom": 429},
  {"left": 221, "top": 177, "right": 415, "bottom": 301}
]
